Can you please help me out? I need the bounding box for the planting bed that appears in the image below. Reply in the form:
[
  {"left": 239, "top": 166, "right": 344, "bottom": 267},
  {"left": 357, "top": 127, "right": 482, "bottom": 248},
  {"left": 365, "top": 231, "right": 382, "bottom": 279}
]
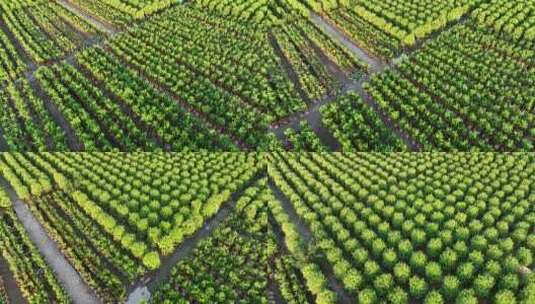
[{"left": 0, "top": 153, "right": 533, "bottom": 303}]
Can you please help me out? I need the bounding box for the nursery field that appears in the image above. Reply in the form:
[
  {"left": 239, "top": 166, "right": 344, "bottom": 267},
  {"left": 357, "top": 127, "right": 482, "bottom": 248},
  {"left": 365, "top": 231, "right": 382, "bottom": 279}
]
[
  {"left": 1, "top": 1, "right": 534, "bottom": 303},
  {"left": 0, "top": 152, "right": 534, "bottom": 304},
  {"left": 0, "top": 0, "right": 533, "bottom": 152}
]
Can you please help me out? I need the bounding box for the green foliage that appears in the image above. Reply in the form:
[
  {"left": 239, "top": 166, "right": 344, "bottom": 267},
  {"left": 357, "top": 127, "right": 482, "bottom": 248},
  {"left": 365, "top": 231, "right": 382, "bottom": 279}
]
[
  {"left": 409, "top": 276, "right": 428, "bottom": 299},
  {"left": 142, "top": 252, "right": 161, "bottom": 270},
  {"left": 425, "top": 291, "right": 444, "bottom": 304},
  {"left": 442, "top": 275, "right": 460, "bottom": 299},
  {"left": 394, "top": 262, "right": 411, "bottom": 284},
  {"left": 388, "top": 287, "right": 408, "bottom": 304},
  {"left": 495, "top": 290, "right": 516, "bottom": 304},
  {"left": 474, "top": 274, "right": 495, "bottom": 298},
  {"left": 455, "top": 289, "right": 478, "bottom": 304},
  {"left": 0, "top": 188, "right": 10, "bottom": 208},
  {"left": 425, "top": 262, "right": 443, "bottom": 284},
  {"left": 358, "top": 288, "right": 377, "bottom": 304},
  {"left": 373, "top": 273, "right": 393, "bottom": 296},
  {"left": 342, "top": 269, "right": 363, "bottom": 292}
]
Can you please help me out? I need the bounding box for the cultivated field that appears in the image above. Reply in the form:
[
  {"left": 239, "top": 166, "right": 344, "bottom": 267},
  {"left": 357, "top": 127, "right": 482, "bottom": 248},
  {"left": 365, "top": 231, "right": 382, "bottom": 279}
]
[
  {"left": 0, "top": 0, "right": 532, "bottom": 151},
  {"left": 0, "top": 1, "right": 533, "bottom": 303},
  {"left": 0, "top": 153, "right": 534, "bottom": 303}
]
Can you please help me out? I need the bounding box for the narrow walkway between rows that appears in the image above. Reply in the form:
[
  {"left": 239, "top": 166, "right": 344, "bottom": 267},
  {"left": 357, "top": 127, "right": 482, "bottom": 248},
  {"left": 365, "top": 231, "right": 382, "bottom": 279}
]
[
  {"left": 0, "top": 128, "right": 9, "bottom": 152},
  {"left": 12, "top": 199, "right": 101, "bottom": 304},
  {"left": 267, "top": 178, "right": 313, "bottom": 244},
  {"left": 126, "top": 172, "right": 266, "bottom": 304},
  {"left": 0, "top": 251, "right": 27, "bottom": 304},
  {"left": 27, "top": 76, "right": 85, "bottom": 151},
  {"left": 267, "top": 177, "right": 355, "bottom": 304},
  {"left": 56, "top": 0, "right": 117, "bottom": 35}
]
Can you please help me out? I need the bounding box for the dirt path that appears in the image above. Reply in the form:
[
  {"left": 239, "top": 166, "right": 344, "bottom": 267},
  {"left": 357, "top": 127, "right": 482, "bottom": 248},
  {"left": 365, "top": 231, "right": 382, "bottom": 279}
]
[
  {"left": 269, "top": 79, "right": 362, "bottom": 151},
  {"left": 12, "top": 199, "right": 101, "bottom": 304},
  {"left": 126, "top": 172, "right": 266, "bottom": 304},
  {"left": 55, "top": 0, "right": 117, "bottom": 35},
  {"left": 0, "top": 256, "right": 27, "bottom": 304},
  {"left": 295, "top": 12, "right": 471, "bottom": 152},
  {"left": 267, "top": 275, "right": 286, "bottom": 304},
  {"left": 0, "top": 173, "right": 97, "bottom": 304},
  {"left": 307, "top": 109, "right": 341, "bottom": 151},
  {"left": 271, "top": 11, "right": 436, "bottom": 151}
]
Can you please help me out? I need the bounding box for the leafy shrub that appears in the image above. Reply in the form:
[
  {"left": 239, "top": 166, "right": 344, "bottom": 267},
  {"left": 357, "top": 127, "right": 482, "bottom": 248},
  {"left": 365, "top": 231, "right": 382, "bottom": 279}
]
[
  {"left": 455, "top": 289, "right": 478, "bottom": 304},
  {"left": 425, "top": 262, "right": 443, "bottom": 284},
  {"left": 442, "top": 275, "right": 460, "bottom": 299},
  {"left": 394, "top": 262, "right": 411, "bottom": 284},
  {"left": 424, "top": 291, "right": 444, "bottom": 304},
  {"left": 358, "top": 288, "right": 377, "bottom": 304},
  {"left": 494, "top": 290, "right": 516, "bottom": 304},
  {"left": 142, "top": 252, "right": 161, "bottom": 270},
  {"left": 473, "top": 274, "right": 495, "bottom": 298},
  {"left": 386, "top": 287, "right": 407, "bottom": 304},
  {"left": 409, "top": 276, "right": 428, "bottom": 299}
]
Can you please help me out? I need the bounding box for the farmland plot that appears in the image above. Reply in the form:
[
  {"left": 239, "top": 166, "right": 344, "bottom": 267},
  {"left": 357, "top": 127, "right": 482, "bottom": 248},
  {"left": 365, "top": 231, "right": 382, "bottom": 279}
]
[
  {"left": 320, "top": 91, "right": 407, "bottom": 152},
  {"left": 93, "top": 0, "right": 182, "bottom": 20},
  {"left": 35, "top": 60, "right": 236, "bottom": 152},
  {"left": 0, "top": 1, "right": 101, "bottom": 64},
  {"left": 193, "top": 0, "right": 333, "bottom": 26},
  {"left": 0, "top": 187, "right": 70, "bottom": 303},
  {"left": 285, "top": 121, "right": 328, "bottom": 152},
  {"left": 0, "top": 152, "right": 262, "bottom": 303},
  {"left": 272, "top": 18, "right": 369, "bottom": 101},
  {"left": 68, "top": 0, "right": 132, "bottom": 28},
  {"left": 474, "top": 0, "right": 535, "bottom": 43},
  {"left": 150, "top": 178, "right": 273, "bottom": 303},
  {"left": 269, "top": 152, "right": 535, "bottom": 303},
  {"left": 324, "top": 0, "right": 479, "bottom": 59},
  {"left": 365, "top": 20, "right": 535, "bottom": 151},
  {"left": 0, "top": 79, "right": 69, "bottom": 151},
  {"left": 0, "top": 152, "right": 534, "bottom": 303},
  {"left": 104, "top": 6, "right": 307, "bottom": 147},
  {"left": 0, "top": 27, "right": 26, "bottom": 84}
]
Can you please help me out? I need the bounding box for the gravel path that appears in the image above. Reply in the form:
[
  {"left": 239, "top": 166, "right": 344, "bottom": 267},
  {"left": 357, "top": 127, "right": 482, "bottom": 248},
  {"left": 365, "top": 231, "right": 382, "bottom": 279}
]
[
  {"left": 56, "top": 0, "right": 116, "bottom": 35},
  {"left": 12, "top": 199, "right": 101, "bottom": 304},
  {"left": 310, "top": 13, "right": 384, "bottom": 73}
]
